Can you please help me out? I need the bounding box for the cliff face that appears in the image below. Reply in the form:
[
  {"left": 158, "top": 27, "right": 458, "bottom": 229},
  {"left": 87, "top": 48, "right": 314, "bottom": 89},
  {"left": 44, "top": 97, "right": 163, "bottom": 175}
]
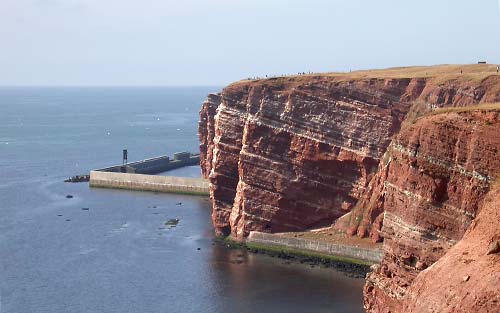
[
  {"left": 198, "top": 64, "right": 500, "bottom": 311},
  {"left": 363, "top": 110, "right": 500, "bottom": 312},
  {"left": 402, "top": 184, "right": 500, "bottom": 313},
  {"left": 199, "top": 93, "right": 220, "bottom": 179},
  {"left": 200, "top": 76, "right": 419, "bottom": 237}
]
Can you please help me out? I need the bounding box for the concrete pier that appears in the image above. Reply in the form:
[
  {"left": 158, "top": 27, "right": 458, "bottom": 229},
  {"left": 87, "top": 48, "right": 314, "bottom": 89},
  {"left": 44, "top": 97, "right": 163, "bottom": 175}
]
[
  {"left": 89, "top": 171, "right": 209, "bottom": 196},
  {"left": 95, "top": 152, "right": 200, "bottom": 175}
]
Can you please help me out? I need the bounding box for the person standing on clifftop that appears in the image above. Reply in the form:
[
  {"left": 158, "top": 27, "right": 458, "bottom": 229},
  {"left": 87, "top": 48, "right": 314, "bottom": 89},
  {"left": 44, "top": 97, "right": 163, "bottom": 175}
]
[{"left": 497, "top": 66, "right": 499, "bottom": 73}]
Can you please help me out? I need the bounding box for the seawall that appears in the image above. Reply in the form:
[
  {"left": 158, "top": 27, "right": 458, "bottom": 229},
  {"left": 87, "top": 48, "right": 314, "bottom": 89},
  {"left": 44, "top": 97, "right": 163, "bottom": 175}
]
[
  {"left": 247, "top": 231, "right": 383, "bottom": 264},
  {"left": 89, "top": 171, "right": 209, "bottom": 195}
]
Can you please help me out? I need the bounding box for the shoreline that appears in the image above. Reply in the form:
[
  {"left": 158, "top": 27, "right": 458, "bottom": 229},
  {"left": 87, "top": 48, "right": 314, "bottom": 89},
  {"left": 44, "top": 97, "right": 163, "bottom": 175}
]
[{"left": 219, "top": 232, "right": 382, "bottom": 278}]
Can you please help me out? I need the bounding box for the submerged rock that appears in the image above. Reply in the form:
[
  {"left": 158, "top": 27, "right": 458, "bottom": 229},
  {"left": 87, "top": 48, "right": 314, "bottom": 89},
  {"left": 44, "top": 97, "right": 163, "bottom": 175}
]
[{"left": 164, "top": 218, "right": 180, "bottom": 226}]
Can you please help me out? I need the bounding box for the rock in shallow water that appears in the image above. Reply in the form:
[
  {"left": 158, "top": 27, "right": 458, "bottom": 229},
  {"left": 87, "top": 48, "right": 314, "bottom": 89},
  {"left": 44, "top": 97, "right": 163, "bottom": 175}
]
[{"left": 164, "top": 218, "right": 180, "bottom": 226}]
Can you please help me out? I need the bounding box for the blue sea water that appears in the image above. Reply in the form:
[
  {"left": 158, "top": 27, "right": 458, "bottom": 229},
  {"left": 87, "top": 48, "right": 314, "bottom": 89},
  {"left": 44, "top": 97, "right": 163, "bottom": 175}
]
[{"left": 0, "top": 87, "right": 364, "bottom": 313}]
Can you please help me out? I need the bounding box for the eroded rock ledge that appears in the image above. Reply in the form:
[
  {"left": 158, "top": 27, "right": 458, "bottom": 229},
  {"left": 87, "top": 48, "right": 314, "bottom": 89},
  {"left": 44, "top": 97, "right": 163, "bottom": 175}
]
[{"left": 198, "top": 64, "right": 500, "bottom": 312}]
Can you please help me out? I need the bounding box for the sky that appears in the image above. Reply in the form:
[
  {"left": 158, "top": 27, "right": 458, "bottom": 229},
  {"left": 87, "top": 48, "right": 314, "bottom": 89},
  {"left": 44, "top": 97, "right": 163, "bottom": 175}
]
[{"left": 1, "top": 0, "right": 499, "bottom": 86}]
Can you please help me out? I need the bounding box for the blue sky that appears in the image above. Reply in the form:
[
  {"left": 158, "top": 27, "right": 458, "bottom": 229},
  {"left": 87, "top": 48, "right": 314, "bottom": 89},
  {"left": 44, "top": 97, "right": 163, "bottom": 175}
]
[{"left": 1, "top": 0, "right": 499, "bottom": 86}]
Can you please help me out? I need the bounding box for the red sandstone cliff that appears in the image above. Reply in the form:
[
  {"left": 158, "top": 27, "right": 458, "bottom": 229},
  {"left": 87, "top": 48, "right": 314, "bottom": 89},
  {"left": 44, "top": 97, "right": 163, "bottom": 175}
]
[
  {"left": 402, "top": 183, "right": 500, "bottom": 313},
  {"left": 198, "top": 64, "right": 500, "bottom": 312},
  {"left": 199, "top": 93, "right": 220, "bottom": 179},
  {"left": 363, "top": 109, "right": 500, "bottom": 312},
  {"left": 199, "top": 65, "right": 500, "bottom": 238},
  {"left": 200, "top": 76, "right": 414, "bottom": 236}
]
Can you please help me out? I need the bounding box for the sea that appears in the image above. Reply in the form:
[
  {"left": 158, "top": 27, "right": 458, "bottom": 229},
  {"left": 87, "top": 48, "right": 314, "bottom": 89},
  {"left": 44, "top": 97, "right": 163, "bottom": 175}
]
[{"left": 0, "top": 87, "right": 364, "bottom": 313}]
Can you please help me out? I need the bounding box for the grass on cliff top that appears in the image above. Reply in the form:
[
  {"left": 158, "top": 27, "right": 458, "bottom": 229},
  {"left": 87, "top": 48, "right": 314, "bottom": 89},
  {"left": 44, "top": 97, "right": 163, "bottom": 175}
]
[
  {"left": 331, "top": 64, "right": 498, "bottom": 80},
  {"left": 428, "top": 103, "right": 500, "bottom": 116},
  {"left": 231, "top": 64, "right": 499, "bottom": 87}
]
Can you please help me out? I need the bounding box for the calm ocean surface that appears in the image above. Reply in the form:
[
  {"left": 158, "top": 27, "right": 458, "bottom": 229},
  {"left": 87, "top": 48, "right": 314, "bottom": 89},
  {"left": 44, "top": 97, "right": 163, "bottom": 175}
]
[{"left": 0, "top": 87, "right": 364, "bottom": 313}]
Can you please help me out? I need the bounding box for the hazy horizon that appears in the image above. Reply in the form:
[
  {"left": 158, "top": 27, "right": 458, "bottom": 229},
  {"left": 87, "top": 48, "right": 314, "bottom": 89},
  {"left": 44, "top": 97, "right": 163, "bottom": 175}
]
[{"left": 2, "top": 0, "right": 500, "bottom": 86}]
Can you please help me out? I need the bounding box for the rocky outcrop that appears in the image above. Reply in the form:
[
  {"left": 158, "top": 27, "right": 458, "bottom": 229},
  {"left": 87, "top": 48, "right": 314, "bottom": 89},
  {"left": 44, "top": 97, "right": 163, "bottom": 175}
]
[
  {"left": 364, "top": 110, "right": 500, "bottom": 312},
  {"left": 199, "top": 93, "right": 220, "bottom": 179}
]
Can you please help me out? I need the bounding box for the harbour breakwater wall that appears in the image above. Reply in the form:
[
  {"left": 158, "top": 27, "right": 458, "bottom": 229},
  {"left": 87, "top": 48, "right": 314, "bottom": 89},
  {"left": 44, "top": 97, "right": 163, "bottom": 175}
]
[
  {"left": 247, "top": 231, "right": 383, "bottom": 264},
  {"left": 89, "top": 171, "right": 209, "bottom": 196},
  {"left": 65, "top": 152, "right": 200, "bottom": 182},
  {"left": 96, "top": 152, "right": 200, "bottom": 175}
]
